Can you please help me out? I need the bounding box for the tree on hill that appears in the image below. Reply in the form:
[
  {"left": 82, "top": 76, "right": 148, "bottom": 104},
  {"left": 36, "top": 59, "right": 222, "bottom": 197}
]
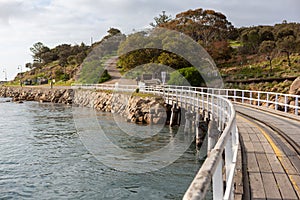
[
  {"left": 159, "top": 8, "right": 236, "bottom": 47},
  {"left": 236, "top": 23, "right": 300, "bottom": 59},
  {"left": 30, "top": 42, "right": 51, "bottom": 64},
  {"left": 150, "top": 11, "right": 172, "bottom": 27},
  {"left": 155, "top": 8, "right": 237, "bottom": 63},
  {"left": 117, "top": 29, "right": 193, "bottom": 70},
  {"left": 277, "top": 35, "right": 296, "bottom": 66},
  {"left": 259, "top": 40, "right": 277, "bottom": 72}
]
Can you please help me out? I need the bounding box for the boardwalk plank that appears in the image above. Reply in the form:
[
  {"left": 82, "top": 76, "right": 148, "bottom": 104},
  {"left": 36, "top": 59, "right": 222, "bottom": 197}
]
[
  {"left": 261, "top": 172, "right": 282, "bottom": 199},
  {"left": 274, "top": 173, "right": 298, "bottom": 199},
  {"left": 236, "top": 107, "right": 300, "bottom": 200},
  {"left": 248, "top": 172, "right": 266, "bottom": 200},
  {"left": 249, "top": 133, "right": 260, "bottom": 143},
  {"left": 280, "top": 156, "right": 298, "bottom": 175},
  {"left": 290, "top": 174, "right": 300, "bottom": 198},
  {"left": 247, "top": 152, "right": 259, "bottom": 172},
  {"left": 289, "top": 155, "right": 300, "bottom": 174},
  {"left": 261, "top": 142, "right": 275, "bottom": 155},
  {"left": 244, "top": 141, "right": 254, "bottom": 153},
  {"left": 256, "top": 153, "right": 271, "bottom": 172},
  {"left": 253, "top": 142, "right": 265, "bottom": 154},
  {"left": 234, "top": 147, "right": 244, "bottom": 198}
]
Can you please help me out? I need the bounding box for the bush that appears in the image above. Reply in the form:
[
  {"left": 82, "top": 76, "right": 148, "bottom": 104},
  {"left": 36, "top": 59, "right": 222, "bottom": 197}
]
[
  {"left": 99, "top": 69, "right": 111, "bottom": 83},
  {"left": 168, "top": 67, "right": 205, "bottom": 86}
]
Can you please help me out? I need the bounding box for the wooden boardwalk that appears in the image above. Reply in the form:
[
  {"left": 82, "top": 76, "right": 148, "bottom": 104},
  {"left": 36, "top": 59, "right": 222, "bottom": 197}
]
[{"left": 236, "top": 105, "right": 300, "bottom": 200}]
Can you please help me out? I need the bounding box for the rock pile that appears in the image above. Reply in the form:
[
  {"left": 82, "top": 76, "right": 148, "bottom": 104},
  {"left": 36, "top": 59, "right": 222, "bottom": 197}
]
[
  {"left": 289, "top": 77, "right": 300, "bottom": 95},
  {"left": 0, "top": 87, "right": 73, "bottom": 104},
  {"left": 0, "top": 87, "right": 168, "bottom": 125},
  {"left": 73, "top": 89, "right": 167, "bottom": 124}
]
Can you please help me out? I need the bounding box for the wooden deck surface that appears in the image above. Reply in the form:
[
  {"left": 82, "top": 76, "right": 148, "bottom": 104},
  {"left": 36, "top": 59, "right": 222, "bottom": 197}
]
[{"left": 235, "top": 105, "right": 300, "bottom": 200}]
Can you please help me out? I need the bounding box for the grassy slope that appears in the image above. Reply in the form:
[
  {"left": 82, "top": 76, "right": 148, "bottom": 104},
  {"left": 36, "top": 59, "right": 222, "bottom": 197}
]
[{"left": 221, "top": 54, "right": 300, "bottom": 93}]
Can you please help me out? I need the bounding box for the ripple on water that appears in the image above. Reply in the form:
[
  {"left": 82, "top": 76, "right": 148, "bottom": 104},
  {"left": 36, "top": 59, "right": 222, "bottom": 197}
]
[{"left": 0, "top": 101, "right": 202, "bottom": 199}]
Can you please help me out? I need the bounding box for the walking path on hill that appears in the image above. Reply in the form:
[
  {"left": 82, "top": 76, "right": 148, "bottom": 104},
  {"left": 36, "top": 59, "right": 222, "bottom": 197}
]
[{"left": 103, "top": 56, "right": 136, "bottom": 85}]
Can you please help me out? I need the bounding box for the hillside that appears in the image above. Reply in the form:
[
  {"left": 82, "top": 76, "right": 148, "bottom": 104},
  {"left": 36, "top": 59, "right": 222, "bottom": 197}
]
[
  {"left": 8, "top": 8, "right": 300, "bottom": 93},
  {"left": 222, "top": 54, "right": 300, "bottom": 93}
]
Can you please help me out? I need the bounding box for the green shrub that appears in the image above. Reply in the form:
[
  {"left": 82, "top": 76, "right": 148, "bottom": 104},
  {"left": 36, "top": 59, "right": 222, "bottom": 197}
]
[
  {"left": 99, "top": 69, "right": 111, "bottom": 83},
  {"left": 168, "top": 67, "right": 205, "bottom": 86}
]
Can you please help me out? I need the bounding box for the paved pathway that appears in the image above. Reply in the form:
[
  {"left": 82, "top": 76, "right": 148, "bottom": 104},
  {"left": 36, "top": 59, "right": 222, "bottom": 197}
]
[{"left": 236, "top": 105, "right": 300, "bottom": 200}]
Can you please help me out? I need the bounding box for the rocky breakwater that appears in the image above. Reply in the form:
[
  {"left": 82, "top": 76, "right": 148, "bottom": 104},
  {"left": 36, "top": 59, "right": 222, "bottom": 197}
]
[
  {"left": 73, "top": 89, "right": 168, "bottom": 124},
  {"left": 0, "top": 86, "right": 168, "bottom": 124},
  {"left": 0, "top": 86, "right": 73, "bottom": 104}
]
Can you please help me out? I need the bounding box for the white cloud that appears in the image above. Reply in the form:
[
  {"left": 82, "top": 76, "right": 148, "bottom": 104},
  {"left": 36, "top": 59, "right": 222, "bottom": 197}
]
[{"left": 0, "top": 0, "right": 299, "bottom": 80}]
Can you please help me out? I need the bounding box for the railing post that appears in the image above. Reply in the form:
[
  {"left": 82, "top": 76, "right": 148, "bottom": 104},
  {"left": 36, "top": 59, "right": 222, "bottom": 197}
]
[
  {"left": 180, "top": 88, "right": 183, "bottom": 108},
  {"left": 202, "top": 91, "right": 205, "bottom": 111},
  {"left": 257, "top": 92, "right": 261, "bottom": 106},
  {"left": 176, "top": 88, "right": 178, "bottom": 105},
  {"left": 211, "top": 95, "right": 215, "bottom": 119},
  {"left": 185, "top": 90, "right": 187, "bottom": 109},
  {"left": 218, "top": 98, "right": 222, "bottom": 131},
  {"left": 249, "top": 91, "right": 252, "bottom": 105},
  {"left": 213, "top": 160, "right": 223, "bottom": 200},
  {"left": 275, "top": 94, "right": 279, "bottom": 111},
  {"left": 296, "top": 96, "right": 299, "bottom": 115},
  {"left": 225, "top": 132, "right": 233, "bottom": 183},
  {"left": 242, "top": 91, "right": 245, "bottom": 104},
  {"left": 266, "top": 93, "right": 269, "bottom": 107},
  {"left": 221, "top": 99, "right": 225, "bottom": 130},
  {"left": 285, "top": 95, "right": 288, "bottom": 113},
  {"left": 233, "top": 90, "right": 237, "bottom": 102},
  {"left": 207, "top": 93, "right": 209, "bottom": 114}
]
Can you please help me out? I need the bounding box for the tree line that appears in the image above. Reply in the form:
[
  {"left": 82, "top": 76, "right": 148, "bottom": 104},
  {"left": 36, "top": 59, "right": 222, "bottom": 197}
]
[
  {"left": 24, "top": 8, "right": 300, "bottom": 85},
  {"left": 26, "top": 42, "right": 89, "bottom": 69}
]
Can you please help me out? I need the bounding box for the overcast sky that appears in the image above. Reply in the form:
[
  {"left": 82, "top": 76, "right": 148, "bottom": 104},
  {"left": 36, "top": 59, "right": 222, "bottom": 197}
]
[{"left": 0, "top": 0, "right": 299, "bottom": 81}]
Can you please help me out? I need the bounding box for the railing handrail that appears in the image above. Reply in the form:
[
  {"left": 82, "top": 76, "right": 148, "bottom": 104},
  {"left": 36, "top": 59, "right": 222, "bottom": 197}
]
[
  {"left": 72, "top": 83, "right": 299, "bottom": 199},
  {"left": 72, "top": 83, "right": 239, "bottom": 200},
  {"left": 73, "top": 83, "right": 299, "bottom": 100}
]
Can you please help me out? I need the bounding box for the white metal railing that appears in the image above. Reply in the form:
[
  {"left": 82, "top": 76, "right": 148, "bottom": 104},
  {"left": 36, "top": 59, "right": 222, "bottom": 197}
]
[
  {"left": 72, "top": 83, "right": 239, "bottom": 200},
  {"left": 72, "top": 83, "right": 300, "bottom": 199},
  {"left": 188, "top": 87, "right": 299, "bottom": 116},
  {"left": 139, "top": 85, "right": 299, "bottom": 116}
]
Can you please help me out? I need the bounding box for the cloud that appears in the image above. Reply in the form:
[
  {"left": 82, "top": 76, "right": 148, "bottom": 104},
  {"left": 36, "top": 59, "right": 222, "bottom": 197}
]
[
  {"left": 0, "top": 0, "right": 299, "bottom": 80},
  {"left": 0, "top": 0, "right": 22, "bottom": 25}
]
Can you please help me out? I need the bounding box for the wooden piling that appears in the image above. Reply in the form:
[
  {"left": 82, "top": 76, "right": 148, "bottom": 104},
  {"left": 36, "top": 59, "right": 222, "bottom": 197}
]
[
  {"left": 184, "top": 107, "right": 193, "bottom": 133},
  {"left": 170, "top": 103, "right": 180, "bottom": 127},
  {"left": 207, "top": 120, "right": 220, "bottom": 153},
  {"left": 149, "top": 108, "right": 155, "bottom": 126},
  {"left": 195, "top": 110, "right": 207, "bottom": 147}
]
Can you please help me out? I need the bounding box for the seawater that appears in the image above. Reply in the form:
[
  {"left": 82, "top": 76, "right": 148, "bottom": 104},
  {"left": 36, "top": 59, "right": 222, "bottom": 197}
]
[{"left": 0, "top": 98, "right": 202, "bottom": 199}]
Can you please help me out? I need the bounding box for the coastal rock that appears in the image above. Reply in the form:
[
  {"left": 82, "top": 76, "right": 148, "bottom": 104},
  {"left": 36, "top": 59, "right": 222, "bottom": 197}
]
[
  {"left": 0, "top": 87, "right": 73, "bottom": 105},
  {"left": 289, "top": 77, "right": 300, "bottom": 95},
  {"left": 73, "top": 89, "right": 166, "bottom": 125},
  {"left": 0, "top": 86, "right": 167, "bottom": 125}
]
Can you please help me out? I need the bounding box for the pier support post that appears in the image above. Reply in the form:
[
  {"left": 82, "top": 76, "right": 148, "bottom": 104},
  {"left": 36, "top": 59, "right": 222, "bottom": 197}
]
[
  {"left": 177, "top": 106, "right": 181, "bottom": 126},
  {"left": 149, "top": 108, "right": 155, "bottom": 126},
  {"left": 184, "top": 107, "right": 193, "bottom": 133},
  {"left": 170, "top": 103, "right": 180, "bottom": 127},
  {"left": 207, "top": 119, "right": 220, "bottom": 153},
  {"left": 195, "top": 110, "right": 207, "bottom": 147}
]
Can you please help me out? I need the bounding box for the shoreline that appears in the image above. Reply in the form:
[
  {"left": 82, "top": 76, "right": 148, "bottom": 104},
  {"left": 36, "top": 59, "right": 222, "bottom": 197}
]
[{"left": 0, "top": 86, "right": 167, "bottom": 125}]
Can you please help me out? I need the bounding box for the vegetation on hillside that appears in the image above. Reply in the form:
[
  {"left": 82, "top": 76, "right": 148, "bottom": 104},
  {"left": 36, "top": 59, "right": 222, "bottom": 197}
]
[
  {"left": 117, "top": 9, "right": 300, "bottom": 87},
  {"left": 11, "top": 8, "right": 300, "bottom": 90}
]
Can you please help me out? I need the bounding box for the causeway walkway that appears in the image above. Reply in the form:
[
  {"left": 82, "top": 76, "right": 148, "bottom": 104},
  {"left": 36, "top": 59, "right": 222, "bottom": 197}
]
[{"left": 235, "top": 105, "right": 300, "bottom": 200}]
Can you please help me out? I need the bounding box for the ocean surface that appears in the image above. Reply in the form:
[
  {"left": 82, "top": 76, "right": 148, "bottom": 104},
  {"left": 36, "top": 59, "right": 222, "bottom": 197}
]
[{"left": 0, "top": 98, "right": 203, "bottom": 199}]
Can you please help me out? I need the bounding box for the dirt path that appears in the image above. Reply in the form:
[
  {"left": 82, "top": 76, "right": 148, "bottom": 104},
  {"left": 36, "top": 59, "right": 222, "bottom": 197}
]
[{"left": 104, "top": 56, "right": 136, "bottom": 85}]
